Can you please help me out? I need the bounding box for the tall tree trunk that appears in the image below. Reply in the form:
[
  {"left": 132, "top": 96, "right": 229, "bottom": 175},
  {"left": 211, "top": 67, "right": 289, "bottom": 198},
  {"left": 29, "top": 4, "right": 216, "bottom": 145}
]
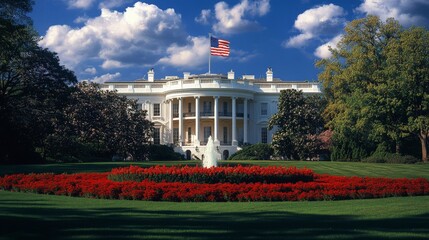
[
  {"left": 418, "top": 131, "right": 427, "bottom": 163},
  {"left": 395, "top": 141, "right": 401, "bottom": 154}
]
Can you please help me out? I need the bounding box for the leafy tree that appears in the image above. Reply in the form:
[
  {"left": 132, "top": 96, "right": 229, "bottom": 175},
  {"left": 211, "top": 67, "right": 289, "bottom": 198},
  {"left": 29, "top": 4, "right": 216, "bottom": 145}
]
[
  {"left": 0, "top": 0, "right": 77, "bottom": 163},
  {"left": 387, "top": 27, "right": 429, "bottom": 162},
  {"left": 317, "top": 16, "right": 428, "bottom": 162},
  {"left": 46, "top": 82, "right": 153, "bottom": 161},
  {"left": 0, "top": 0, "right": 33, "bottom": 25},
  {"left": 0, "top": 0, "right": 154, "bottom": 163},
  {"left": 268, "top": 89, "right": 324, "bottom": 160}
]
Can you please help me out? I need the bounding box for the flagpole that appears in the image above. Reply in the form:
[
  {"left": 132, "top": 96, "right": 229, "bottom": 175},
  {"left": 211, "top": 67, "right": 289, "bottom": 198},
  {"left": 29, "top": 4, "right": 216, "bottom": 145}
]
[{"left": 208, "top": 33, "right": 211, "bottom": 74}]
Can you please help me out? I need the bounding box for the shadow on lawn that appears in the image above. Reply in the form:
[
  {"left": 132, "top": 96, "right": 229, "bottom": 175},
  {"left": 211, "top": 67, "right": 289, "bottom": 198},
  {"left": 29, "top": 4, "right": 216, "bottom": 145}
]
[
  {"left": 0, "top": 197, "right": 428, "bottom": 240},
  {"left": 0, "top": 161, "right": 201, "bottom": 176}
]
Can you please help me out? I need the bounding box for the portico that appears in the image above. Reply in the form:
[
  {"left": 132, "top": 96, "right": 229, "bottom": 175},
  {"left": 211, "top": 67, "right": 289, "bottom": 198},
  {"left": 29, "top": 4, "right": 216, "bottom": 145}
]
[{"left": 167, "top": 95, "right": 250, "bottom": 147}]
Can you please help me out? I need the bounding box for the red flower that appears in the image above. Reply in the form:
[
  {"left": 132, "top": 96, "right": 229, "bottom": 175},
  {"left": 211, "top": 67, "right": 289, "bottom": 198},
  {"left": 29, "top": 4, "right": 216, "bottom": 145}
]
[{"left": 0, "top": 166, "right": 428, "bottom": 202}]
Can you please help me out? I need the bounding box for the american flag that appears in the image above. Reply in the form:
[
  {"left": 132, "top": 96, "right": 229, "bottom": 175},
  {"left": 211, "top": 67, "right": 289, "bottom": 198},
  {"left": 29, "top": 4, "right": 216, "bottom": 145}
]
[{"left": 210, "top": 37, "right": 230, "bottom": 57}]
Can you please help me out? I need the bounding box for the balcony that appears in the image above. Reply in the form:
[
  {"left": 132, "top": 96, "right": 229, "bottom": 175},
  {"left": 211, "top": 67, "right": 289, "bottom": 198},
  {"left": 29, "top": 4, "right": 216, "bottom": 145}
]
[
  {"left": 219, "top": 112, "right": 232, "bottom": 117},
  {"left": 200, "top": 111, "right": 214, "bottom": 117},
  {"left": 172, "top": 111, "right": 249, "bottom": 119},
  {"left": 172, "top": 112, "right": 214, "bottom": 118},
  {"left": 183, "top": 112, "right": 195, "bottom": 117}
]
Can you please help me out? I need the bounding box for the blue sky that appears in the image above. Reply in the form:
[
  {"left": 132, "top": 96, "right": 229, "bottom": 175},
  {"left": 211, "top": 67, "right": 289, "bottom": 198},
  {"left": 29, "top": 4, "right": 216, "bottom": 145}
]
[{"left": 30, "top": 0, "right": 429, "bottom": 83}]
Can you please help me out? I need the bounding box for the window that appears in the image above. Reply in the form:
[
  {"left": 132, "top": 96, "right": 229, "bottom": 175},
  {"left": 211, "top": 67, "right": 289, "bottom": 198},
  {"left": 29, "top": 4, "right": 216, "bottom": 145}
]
[
  {"left": 188, "top": 102, "right": 192, "bottom": 113},
  {"left": 173, "top": 128, "right": 179, "bottom": 144},
  {"left": 153, "top": 103, "right": 160, "bottom": 116},
  {"left": 223, "top": 127, "right": 228, "bottom": 144},
  {"left": 187, "top": 127, "right": 192, "bottom": 143},
  {"left": 153, "top": 128, "right": 160, "bottom": 145},
  {"left": 223, "top": 102, "right": 228, "bottom": 115},
  {"left": 203, "top": 101, "right": 212, "bottom": 114},
  {"left": 261, "top": 127, "right": 268, "bottom": 143},
  {"left": 173, "top": 103, "right": 178, "bottom": 117},
  {"left": 204, "top": 126, "right": 211, "bottom": 143},
  {"left": 261, "top": 103, "right": 268, "bottom": 116}
]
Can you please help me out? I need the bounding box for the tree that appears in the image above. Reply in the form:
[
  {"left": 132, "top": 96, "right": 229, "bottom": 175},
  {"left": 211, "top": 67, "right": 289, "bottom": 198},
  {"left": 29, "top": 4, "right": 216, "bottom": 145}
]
[
  {"left": 46, "top": 82, "right": 153, "bottom": 161},
  {"left": 0, "top": 0, "right": 77, "bottom": 163},
  {"left": 394, "top": 27, "right": 429, "bottom": 162},
  {"left": 0, "top": 0, "right": 33, "bottom": 26},
  {"left": 317, "top": 16, "right": 429, "bottom": 162},
  {"left": 268, "top": 89, "right": 324, "bottom": 160}
]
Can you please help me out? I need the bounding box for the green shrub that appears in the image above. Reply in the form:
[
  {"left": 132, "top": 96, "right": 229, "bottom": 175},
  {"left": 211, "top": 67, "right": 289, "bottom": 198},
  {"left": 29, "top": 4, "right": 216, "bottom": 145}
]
[
  {"left": 330, "top": 130, "right": 374, "bottom": 162},
  {"left": 362, "top": 152, "right": 420, "bottom": 164},
  {"left": 147, "top": 145, "right": 184, "bottom": 161},
  {"left": 228, "top": 143, "right": 273, "bottom": 160}
]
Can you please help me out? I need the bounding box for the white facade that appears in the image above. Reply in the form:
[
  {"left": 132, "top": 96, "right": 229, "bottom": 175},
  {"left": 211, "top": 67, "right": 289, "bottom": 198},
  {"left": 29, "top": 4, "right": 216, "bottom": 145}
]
[{"left": 101, "top": 68, "right": 321, "bottom": 160}]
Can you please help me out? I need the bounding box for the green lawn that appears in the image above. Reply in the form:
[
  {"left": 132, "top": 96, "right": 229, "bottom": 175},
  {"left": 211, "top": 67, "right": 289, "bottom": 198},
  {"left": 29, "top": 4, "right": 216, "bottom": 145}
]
[
  {"left": 1, "top": 161, "right": 429, "bottom": 239},
  {"left": 1, "top": 160, "right": 429, "bottom": 179}
]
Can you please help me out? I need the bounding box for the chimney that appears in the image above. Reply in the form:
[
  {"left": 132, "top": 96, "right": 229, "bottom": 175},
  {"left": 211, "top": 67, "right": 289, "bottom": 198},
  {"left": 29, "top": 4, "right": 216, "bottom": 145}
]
[
  {"left": 228, "top": 70, "right": 235, "bottom": 79},
  {"left": 148, "top": 68, "right": 154, "bottom": 82},
  {"left": 183, "top": 72, "right": 190, "bottom": 79},
  {"left": 266, "top": 67, "right": 273, "bottom": 82}
]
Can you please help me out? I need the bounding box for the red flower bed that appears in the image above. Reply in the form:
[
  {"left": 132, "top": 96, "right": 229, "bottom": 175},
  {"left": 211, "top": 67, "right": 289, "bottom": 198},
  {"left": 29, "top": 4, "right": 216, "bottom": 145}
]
[
  {"left": 108, "top": 165, "right": 314, "bottom": 183},
  {"left": 1, "top": 166, "right": 428, "bottom": 202}
]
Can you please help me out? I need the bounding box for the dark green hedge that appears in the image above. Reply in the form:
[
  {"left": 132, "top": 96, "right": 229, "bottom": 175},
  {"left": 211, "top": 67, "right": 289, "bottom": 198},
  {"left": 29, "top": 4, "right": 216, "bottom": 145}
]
[
  {"left": 361, "top": 152, "right": 420, "bottom": 164},
  {"left": 228, "top": 143, "right": 273, "bottom": 160},
  {"left": 147, "top": 145, "right": 184, "bottom": 161}
]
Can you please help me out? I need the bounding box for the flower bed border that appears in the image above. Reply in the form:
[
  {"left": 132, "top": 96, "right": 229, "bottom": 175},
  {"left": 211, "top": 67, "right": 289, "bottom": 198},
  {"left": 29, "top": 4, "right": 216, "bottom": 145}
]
[{"left": 0, "top": 167, "right": 428, "bottom": 202}]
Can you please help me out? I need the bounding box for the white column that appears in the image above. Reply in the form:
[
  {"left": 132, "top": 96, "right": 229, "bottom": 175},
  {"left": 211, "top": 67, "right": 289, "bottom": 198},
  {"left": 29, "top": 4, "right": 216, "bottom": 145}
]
[
  {"left": 214, "top": 96, "right": 219, "bottom": 144},
  {"left": 195, "top": 96, "right": 200, "bottom": 145},
  {"left": 243, "top": 98, "right": 248, "bottom": 144},
  {"left": 178, "top": 97, "right": 183, "bottom": 146},
  {"left": 232, "top": 97, "right": 237, "bottom": 146},
  {"left": 169, "top": 100, "right": 173, "bottom": 144},
  {"left": 146, "top": 101, "right": 151, "bottom": 121}
]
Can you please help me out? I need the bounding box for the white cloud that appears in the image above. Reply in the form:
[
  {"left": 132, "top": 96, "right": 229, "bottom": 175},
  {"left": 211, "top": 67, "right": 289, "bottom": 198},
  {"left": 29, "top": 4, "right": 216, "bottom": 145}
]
[
  {"left": 84, "top": 72, "right": 121, "bottom": 84},
  {"left": 212, "top": 0, "right": 270, "bottom": 34},
  {"left": 195, "top": 9, "right": 212, "bottom": 25},
  {"left": 66, "top": 0, "right": 96, "bottom": 9},
  {"left": 314, "top": 34, "right": 342, "bottom": 59},
  {"left": 285, "top": 33, "right": 313, "bottom": 48},
  {"left": 39, "top": 24, "right": 102, "bottom": 68},
  {"left": 39, "top": 2, "right": 187, "bottom": 71},
  {"left": 84, "top": 67, "right": 97, "bottom": 74},
  {"left": 74, "top": 16, "right": 89, "bottom": 24},
  {"left": 158, "top": 36, "right": 209, "bottom": 68},
  {"left": 284, "top": 4, "right": 346, "bottom": 48},
  {"left": 357, "top": 0, "right": 429, "bottom": 27}
]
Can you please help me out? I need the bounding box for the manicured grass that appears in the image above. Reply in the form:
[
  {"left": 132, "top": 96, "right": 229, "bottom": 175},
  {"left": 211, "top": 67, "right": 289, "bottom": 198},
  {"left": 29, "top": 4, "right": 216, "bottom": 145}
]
[
  {"left": 0, "top": 191, "right": 428, "bottom": 239},
  {"left": 1, "top": 161, "right": 428, "bottom": 239},
  {"left": 1, "top": 160, "right": 429, "bottom": 179}
]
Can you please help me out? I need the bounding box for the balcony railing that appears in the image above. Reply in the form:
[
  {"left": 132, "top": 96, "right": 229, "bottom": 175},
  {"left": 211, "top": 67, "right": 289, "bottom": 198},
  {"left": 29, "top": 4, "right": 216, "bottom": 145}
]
[
  {"left": 219, "top": 112, "right": 232, "bottom": 117},
  {"left": 172, "top": 111, "right": 249, "bottom": 118},
  {"left": 183, "top": 112, "right": 195, "bottom": 117},
  {"left": 200, "top": 111, "right": 214, "bottom": 117}
]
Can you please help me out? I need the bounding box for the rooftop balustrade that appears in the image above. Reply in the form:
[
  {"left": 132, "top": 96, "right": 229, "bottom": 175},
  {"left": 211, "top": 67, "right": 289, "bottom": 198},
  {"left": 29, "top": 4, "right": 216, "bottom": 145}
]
[{"left": 101, "top": 78, "right": 321, "bottom": 94}]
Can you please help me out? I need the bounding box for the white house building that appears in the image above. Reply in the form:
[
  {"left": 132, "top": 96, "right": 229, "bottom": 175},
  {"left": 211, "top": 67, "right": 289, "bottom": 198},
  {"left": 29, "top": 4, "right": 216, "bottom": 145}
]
[{"left": 101, "top": 68, "right": 321, "bottom": 160}]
